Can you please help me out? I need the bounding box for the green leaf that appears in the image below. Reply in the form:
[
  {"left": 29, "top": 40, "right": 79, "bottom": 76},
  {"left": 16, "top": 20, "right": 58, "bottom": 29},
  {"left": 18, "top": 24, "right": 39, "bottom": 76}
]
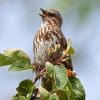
[
  {"left": 9, "top": 60, "right": 32, "bottom": 71},
  {"left": 39, "top": 85, "right": 50, "bottom": 100},
  {"left": 16, "top": 79, "right": 34, "bottom": 96},
  {"left": 49, "top": 94, "right": 59, "bottom": 100},
  {"left": 3, "top": 48, "right": 31, "bottom": 63},
  {"left": 43, "top": 62, "right": 55, "bottom": 91},
  {"left": 0, "top": 48, "right": 33, "bottom": 71},
  {"left": 54, "top": 65, "right": 68, "bottom": 89},
  {"left": 46, "top": 62, "right": 55, "bottom": 77},
  {"left": 55, "top": 89, "right": 68, "bottom": 100},
  {"left": 69, "top": 77, "right": 85, "bottom": 100},
  {"left": 44, "top": 62, "right": 68, "bottom": 91},
  {"left": 13, "top": 79, "right": 35, "bottom": 100},
  {"left": 66, "top": 39, "right": 75, "bottom": 55},
  {"left": 67, "top": 47, "right": 75, "bottom": 55},
  {"left": 0, "top": 53, "right": 15, "bottom": 66},
  {"left": 66, "top": 38, "right": 72, "bottom": 51},
  {"left": 13, "top": 96, "right": 27, "bottom": 100},
  {"left": 64, "top": 80, "right": 75, "bottom": 100}
]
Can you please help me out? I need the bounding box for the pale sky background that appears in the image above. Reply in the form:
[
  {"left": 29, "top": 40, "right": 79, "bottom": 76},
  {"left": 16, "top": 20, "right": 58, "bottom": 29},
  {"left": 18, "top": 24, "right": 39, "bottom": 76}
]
[{"left": 0, "top": 0, "right": 100, "bottom": 100}]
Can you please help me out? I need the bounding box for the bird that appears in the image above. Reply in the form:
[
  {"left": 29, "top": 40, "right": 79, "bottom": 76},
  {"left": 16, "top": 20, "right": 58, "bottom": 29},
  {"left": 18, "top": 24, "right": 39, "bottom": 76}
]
[{"left": 33, "top": 8, "right": 73, "bottom": 73}]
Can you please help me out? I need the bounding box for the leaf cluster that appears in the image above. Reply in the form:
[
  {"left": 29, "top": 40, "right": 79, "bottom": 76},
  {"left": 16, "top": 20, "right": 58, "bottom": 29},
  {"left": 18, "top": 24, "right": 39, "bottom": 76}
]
[
  {"left": 0, "top": 48, "right": 32, "bottom": 71},
  {"left": 39, "top": 62, "right": 85, "bottom": 100},
  {"left": 0, "top": 39, "right": 85, "bottom": 100},
  {"left": 11, "top": 62, "right": 85, "bottom": 100}
]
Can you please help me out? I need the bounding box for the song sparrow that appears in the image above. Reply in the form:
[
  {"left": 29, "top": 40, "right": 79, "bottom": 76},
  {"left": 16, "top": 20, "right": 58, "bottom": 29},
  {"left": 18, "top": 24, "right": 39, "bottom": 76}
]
[{"left": 33, "top": 8, "right": 73, "bottom": 71}]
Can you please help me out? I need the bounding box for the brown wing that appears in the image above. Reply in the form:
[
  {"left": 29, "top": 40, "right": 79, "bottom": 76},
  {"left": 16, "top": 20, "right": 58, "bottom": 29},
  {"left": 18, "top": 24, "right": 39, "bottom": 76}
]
[
  {"left": 50, "top": 30, "right": 73, "bottom": 70},
  {"left": 60, "top": 31, "right": 73, "bottom": 70},
  {"left": 58, "top": 31, "right": 67, "bottom": 50}
]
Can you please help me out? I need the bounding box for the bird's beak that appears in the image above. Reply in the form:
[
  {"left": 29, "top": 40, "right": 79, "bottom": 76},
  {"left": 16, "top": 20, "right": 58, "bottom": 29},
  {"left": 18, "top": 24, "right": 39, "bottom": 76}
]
[
  {"left": 39, "top": 8, "right": 47, "bottom": 18},
  {"left": 40, "top": 8, "right": 47, "bottom": 15}
]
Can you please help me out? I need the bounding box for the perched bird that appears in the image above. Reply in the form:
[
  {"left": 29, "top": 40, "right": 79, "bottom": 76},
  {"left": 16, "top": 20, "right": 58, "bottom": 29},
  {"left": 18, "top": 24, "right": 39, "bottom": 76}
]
[{"left": 33, "top": 8, "right": 73, "bottom": 72}]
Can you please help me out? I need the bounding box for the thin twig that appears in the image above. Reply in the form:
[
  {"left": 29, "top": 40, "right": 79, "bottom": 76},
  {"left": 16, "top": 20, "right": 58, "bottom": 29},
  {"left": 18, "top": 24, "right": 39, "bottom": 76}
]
[{"left": 33, "top": 72, "right": 47, "bottom": 84}]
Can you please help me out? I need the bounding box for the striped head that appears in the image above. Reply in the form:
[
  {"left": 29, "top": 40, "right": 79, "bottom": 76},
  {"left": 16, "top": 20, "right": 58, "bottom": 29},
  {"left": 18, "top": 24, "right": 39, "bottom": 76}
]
[{"left": 39, "top": 8, "right": 63, "bottom": 27}]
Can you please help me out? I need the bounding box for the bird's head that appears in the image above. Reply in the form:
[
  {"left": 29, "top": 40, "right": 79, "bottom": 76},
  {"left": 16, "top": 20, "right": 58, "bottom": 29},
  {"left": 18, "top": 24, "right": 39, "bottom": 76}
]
[{"left": 39, "top": 8, "right": 62, "bottom": 27}]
